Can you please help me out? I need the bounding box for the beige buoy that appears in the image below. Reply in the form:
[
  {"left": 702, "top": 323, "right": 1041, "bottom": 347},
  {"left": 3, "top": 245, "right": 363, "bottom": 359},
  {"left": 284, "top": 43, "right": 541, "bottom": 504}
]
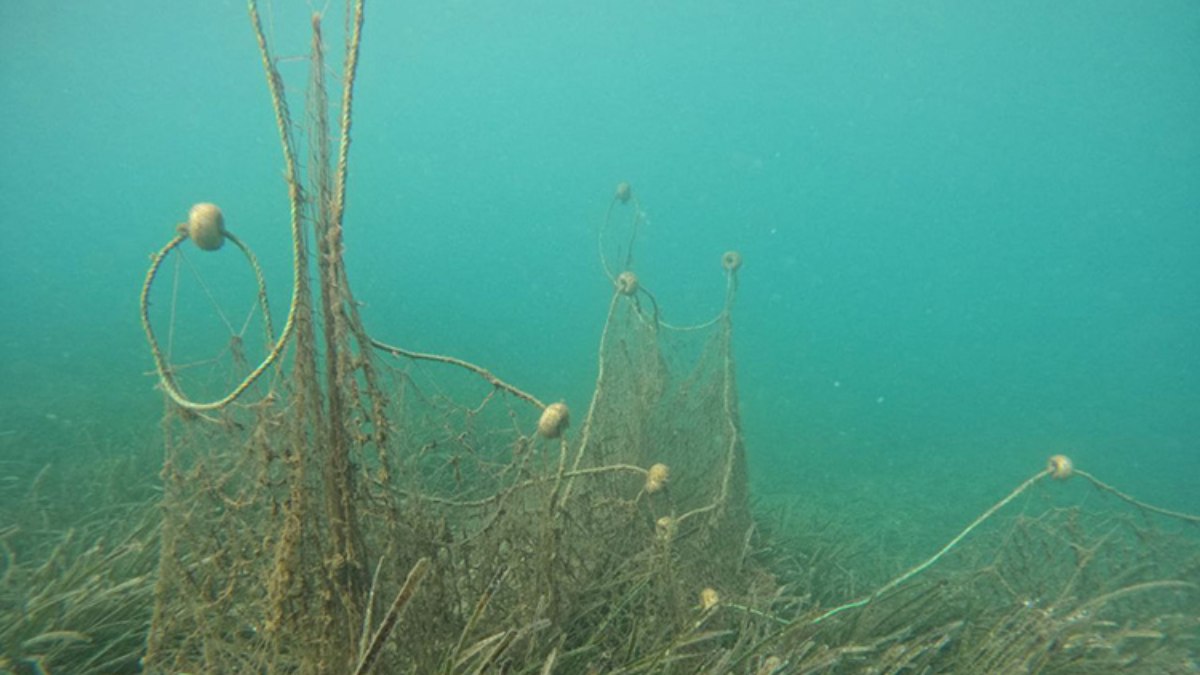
[
  {"left": 1047, "top": 454, "right": 1074, "bottom": 480},
  {"left": 699, "top": 587, "right": 720, "bottom": 611},
  {"left": 721, "top": 250, "right": 742, "bottom": 273},
  {"left": 614, "top": 181, "right": 632, "bottom": 204},
  {"left": 537, "top": 402, "right": 570, "bottom": 439},
  {"left": 616, "top": 270, "right": 639, "bottom": 296},
  {"left": 187, "top": 203, "right": 226, "bottom": 251},
  {"left": 655, "top": 515, "right": 675, "bottom": 540},
  {"left": 645, "top": 463, "right": 669, "bottom": 494}
]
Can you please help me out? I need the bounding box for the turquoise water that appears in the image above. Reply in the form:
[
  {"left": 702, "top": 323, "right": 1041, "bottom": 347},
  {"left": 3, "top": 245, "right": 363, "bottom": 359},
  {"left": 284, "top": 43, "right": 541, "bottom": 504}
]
[{"left": 1, "top": 1, "right": 1197, "bottom": 560}]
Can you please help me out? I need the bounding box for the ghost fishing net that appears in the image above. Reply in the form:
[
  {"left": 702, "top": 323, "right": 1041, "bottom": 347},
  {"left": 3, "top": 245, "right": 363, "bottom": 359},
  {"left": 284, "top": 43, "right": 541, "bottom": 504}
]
[
  {"left": 128, "top": 2, "right": 1200, "bottom": 674},
  {"left": 136, "top": 3, "right": 754, "bottom": 673}
]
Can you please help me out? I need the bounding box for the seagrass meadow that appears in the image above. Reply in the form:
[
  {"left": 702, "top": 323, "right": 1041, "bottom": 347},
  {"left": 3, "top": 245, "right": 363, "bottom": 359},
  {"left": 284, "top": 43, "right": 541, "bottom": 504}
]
[{"left": 1, "top": 1, "right": 1199, "bottom": 673}]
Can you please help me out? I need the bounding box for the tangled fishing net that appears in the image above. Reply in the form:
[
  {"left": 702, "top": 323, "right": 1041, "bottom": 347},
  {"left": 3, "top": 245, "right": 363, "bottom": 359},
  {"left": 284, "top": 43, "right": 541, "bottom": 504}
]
[
  {"left": 7, "top": 1, "right": 1191, "bottom": 673},
  {"left": 135, "top": 4, "right": 761, "bottom": 672}
]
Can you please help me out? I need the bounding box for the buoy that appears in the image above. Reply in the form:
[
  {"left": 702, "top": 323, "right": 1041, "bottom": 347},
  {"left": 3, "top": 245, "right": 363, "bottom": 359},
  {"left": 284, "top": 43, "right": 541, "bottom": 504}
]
[
  {"left": 187, "top": 203, "right": 226, "bottom": 251},
  {"left": 537, "top": 402, "right": 570, "bottom": 439}
]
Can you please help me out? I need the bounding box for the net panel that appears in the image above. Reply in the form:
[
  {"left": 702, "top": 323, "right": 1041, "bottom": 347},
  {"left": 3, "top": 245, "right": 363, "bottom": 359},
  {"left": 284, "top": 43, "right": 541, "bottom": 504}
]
[{"left": 131, "top": 3, "right": 1200, "bottom": 674}]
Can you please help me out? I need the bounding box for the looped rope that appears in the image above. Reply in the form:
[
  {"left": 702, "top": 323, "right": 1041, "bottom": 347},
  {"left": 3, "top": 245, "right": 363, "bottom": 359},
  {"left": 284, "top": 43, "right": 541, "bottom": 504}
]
[
  {"left": 140, "top": 228, "right": 294, "bottom": 411},
  {"left": 139, "top": 0, "right": 311, "bottom": 413}
]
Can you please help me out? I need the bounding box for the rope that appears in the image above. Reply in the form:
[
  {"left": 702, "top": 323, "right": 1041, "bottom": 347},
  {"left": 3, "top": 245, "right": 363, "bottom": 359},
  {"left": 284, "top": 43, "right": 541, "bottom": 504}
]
[
  {"left": 802, "top": 460, "right": 1200, "bottom": 626},
  {"left": 333, "top": 0, "right": 365, "bottom": 231},
  {"left": 556, "top": 291, "right": 622, "bottom": 509},
  {"left": 598, "top": 190, "right": 642, "bottom": 284},
  {"left": 811, "top": 469, "right": 1051, "bottom": 624},
  {"left": 139, "top": 1, "right": 310, "bottom": 412},
  {"left": 369, "top": 338, "right": 545, "bottom": 409},
  {"left": 141, "top": 231, "right": 279, "bottom": 410},
  {"left": 1076, "top": 470, "right": 1200, "bottom": 524}
]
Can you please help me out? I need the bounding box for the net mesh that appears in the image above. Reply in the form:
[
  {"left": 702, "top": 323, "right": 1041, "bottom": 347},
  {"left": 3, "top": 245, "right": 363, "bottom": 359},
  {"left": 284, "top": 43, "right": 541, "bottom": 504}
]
[
  {"left": 4, "top": 2, "right": 1200, "bottom": 674},
  {"left": 144, "top": 235, "right": 752, "bottom": 673},
  {"left": 140, "top": 9, "right": 753, "bottom": 667},
  {"left": 116, "top": 2, "right": 1200, "bottom": 674}
]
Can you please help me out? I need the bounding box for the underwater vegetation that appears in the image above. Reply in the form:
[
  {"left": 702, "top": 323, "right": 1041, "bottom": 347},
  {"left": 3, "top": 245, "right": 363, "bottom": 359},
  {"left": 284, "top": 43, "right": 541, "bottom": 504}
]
[{"left": 2, "top": 2, "right": 1198, "bottom": 674}]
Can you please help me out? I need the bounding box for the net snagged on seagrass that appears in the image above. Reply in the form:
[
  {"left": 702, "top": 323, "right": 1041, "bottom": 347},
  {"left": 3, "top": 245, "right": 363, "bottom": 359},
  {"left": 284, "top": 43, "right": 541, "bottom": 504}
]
[
  {"left": 139, "top": 3, "right": 753, "bottom": 673},
  {"left": 139, "top": 3, "right": 1200, "bottom": 674}
]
